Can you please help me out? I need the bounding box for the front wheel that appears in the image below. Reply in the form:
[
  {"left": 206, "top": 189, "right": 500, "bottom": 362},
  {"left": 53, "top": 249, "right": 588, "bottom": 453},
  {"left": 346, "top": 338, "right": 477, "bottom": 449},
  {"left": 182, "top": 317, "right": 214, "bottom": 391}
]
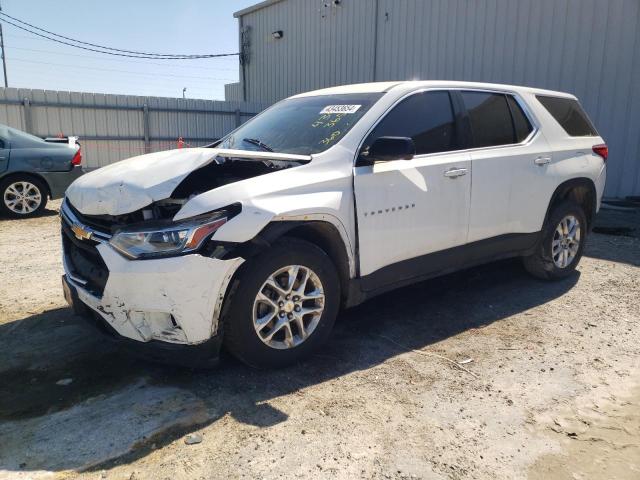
[
  {"left": 222, "top": 237, "right": 340, "bottom": 368},
  {"left": 523, "top": 201, "right": 587, "bottom": 280}
]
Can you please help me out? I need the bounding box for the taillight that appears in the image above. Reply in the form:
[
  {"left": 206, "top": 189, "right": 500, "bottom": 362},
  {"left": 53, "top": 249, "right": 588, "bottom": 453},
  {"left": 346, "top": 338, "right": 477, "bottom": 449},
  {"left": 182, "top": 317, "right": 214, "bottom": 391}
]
[
  {"left": 592, "top": 144, "right": 608, "bottom": 162},
  {"left": 71, "top": 148, "right": 82, "bottom": 166}
]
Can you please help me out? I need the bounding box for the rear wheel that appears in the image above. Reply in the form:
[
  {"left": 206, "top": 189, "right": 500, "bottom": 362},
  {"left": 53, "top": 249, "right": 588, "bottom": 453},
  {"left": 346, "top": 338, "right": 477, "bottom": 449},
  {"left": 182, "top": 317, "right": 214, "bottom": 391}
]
[
  {"left": 222, "top": 237, "right": 340, "bottom": 368},
  {"left": 523, "top": 201, "right": 587, "bottom": 280},
  {"left": 0, "top": 176, "right": 48, "bottom": 218}
]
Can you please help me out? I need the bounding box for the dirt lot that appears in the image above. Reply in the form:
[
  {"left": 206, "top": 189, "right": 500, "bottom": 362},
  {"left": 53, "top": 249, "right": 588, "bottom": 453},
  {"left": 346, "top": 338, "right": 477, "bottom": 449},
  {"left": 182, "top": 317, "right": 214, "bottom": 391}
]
[{"left": 1, "top": 199, "right": 639, "bottom": 480}]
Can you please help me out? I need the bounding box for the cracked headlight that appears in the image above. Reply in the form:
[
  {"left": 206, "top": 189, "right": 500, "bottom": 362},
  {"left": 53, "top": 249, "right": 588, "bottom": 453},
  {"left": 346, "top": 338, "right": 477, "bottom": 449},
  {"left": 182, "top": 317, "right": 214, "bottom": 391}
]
[{"left": 109, "top": 211, "right": 229, "bottom": 259}]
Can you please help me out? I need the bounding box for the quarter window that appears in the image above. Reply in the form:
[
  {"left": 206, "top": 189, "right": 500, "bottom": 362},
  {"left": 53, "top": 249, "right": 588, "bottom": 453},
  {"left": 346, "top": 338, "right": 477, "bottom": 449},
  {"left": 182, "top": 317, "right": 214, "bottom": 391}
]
[
  {"left": 536, "top": 95, "right": 598, "bottom": 137},
  {"left": 363, "top": 91, "right": 459, "bottom": 156},
  {"left": 461, "top": 91, "right": 516, "bottom": 148}
]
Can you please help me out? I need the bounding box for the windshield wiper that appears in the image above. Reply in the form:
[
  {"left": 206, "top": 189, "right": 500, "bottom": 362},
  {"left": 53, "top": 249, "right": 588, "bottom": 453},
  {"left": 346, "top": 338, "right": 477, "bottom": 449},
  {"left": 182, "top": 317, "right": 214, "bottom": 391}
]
[{"left": 242, "top": 137, "right": 273, "bottom": 152}]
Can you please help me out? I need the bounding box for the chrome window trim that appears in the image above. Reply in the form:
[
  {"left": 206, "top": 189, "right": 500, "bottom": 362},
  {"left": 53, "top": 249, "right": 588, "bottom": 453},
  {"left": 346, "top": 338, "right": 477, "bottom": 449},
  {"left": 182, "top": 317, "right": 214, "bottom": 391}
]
[
  {"left": 60, "top": 199, "right": 112, "bottom": 243},
  {"left": 354, "top": 87, "right": 541, "bottom": 165}
]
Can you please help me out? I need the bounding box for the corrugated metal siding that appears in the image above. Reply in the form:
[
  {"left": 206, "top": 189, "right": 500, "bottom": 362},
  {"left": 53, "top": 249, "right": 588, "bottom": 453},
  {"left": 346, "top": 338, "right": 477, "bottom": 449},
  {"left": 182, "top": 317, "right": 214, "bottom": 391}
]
[
  {"left": 0, "top": 88, "right": 269, "bottom": 169},
  {"left": 239, "top": 0, "right": 640, "bottom": 197},
  {"left": 225, "top": 82, "right": 243, "bottom": 101},
  {"left": 242, "top": 0, "right": 376, "bottom": 104}
]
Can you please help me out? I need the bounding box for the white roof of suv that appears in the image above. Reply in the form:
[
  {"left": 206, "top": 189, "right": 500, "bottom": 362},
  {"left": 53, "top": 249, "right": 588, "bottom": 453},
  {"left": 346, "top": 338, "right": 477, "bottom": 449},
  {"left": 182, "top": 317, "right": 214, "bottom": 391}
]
[{"left": 291, "top": 80, "right": 576, "bottom": 99}]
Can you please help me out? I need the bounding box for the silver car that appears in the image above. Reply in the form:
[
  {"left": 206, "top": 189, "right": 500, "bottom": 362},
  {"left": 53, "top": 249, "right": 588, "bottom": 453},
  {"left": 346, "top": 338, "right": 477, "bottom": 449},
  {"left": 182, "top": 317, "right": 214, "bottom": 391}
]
[{"left": 0, "top": 124, "right": 83, "bottom": 217}]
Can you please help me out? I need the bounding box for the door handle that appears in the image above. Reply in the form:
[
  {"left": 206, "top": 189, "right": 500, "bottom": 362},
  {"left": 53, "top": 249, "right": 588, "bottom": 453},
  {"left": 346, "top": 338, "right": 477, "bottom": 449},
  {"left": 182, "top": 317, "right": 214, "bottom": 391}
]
[
  {"left": 444, "top": 167, "right": 468, "bottom": 178},
  {"left": 534, "top": 156, "right": 551, "bottom": 166}
]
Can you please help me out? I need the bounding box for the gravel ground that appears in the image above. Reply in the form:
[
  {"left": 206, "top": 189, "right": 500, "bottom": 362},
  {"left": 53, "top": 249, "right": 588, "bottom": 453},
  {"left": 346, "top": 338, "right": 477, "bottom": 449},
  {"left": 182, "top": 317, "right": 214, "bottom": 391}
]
[{"left": 0, "top": 199, "right": 638, "bottom": 480}]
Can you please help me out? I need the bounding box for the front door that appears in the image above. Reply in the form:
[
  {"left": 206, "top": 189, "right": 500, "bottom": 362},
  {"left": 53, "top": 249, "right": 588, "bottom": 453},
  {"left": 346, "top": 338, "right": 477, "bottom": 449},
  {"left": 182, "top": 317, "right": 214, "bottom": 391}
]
[{"left": 354, "top": 90, "right": 471, "bottom": 284}]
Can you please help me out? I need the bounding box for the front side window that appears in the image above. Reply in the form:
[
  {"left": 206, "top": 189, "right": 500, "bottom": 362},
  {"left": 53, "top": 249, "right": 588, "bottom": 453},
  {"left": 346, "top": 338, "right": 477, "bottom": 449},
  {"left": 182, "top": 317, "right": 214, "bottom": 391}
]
[
  {"left": 536, "top": 95, "right": 598, "bottom": 137},
  {"left": 362, "top": 90, "right": 458, "bottom": 156},
  {"left": 461, "top": 91, "right": 516, "bottom": 148},
  {"left": 217, "top": 93, "right": 383, "bottom": 155}
]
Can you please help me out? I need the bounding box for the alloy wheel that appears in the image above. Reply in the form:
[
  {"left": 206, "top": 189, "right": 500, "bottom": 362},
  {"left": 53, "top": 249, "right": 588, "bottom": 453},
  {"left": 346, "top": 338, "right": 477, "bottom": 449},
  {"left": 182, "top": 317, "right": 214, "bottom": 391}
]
[
  {"left": 3, "top": 181, "right": 42, "bottom": 215},
  {"left": 252, "top": 265, "right": 325, "bottom": 350},
  {"left": 552, "top": 214, "right": 581, "bottom": 268}
]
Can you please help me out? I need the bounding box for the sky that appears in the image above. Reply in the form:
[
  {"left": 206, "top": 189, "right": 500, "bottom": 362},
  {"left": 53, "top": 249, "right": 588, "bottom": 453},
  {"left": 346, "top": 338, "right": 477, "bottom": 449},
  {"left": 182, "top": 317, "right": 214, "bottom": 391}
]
[{"left": 0, "top": 0, "right": 257, "bottom": 100}]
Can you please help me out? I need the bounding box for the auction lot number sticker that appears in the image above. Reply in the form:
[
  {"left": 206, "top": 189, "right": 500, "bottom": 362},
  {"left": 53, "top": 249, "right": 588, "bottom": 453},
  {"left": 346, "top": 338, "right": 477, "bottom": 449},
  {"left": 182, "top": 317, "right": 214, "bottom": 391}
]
[{"left": 320, "top": 105, "right": 362, "bottom": 114}]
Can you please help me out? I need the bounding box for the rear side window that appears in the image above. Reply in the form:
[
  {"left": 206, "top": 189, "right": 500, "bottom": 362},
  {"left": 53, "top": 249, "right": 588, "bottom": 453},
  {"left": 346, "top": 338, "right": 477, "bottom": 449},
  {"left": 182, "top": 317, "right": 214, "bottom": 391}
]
[
  {"left": 506, "top": 96, "right": 533, "bottom": 142},
  {"left": 461, "top": 91, "right": 515, "bottom": 148},
  {"left": 363, "top": 90, "right": 459, "bottom": 155},
  {"left": 536, "top": 95, "right": 598, "bottom": 137}
]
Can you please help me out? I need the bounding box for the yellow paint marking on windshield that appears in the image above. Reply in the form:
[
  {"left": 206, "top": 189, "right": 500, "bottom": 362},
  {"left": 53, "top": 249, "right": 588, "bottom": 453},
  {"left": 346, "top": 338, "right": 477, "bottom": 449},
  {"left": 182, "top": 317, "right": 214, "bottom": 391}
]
[
  {"left": 311, "top": 113, "right": 345, "bottom": 128},
  {"left": 320, "top": 130, "right": 341, "bottom": 145}
]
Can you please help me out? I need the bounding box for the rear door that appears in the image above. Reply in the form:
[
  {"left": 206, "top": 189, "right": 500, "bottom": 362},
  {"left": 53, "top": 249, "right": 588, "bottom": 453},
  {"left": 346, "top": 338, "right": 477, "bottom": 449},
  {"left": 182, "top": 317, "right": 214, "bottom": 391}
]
[
  {"left": 0, "top": 136, "right": 9, "bottom": 173},
  {"left": 458, "top": 90, "right": 553, "bottom": 242},
  {"left": 354, "top": 90, "right": 471, "bottom": 281}
]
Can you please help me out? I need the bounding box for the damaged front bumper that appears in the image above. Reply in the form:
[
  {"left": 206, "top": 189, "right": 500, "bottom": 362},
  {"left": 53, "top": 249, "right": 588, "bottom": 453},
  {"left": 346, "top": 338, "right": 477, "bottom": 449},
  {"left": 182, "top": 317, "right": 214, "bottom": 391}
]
[
  {"left": 62, "top": 274, "right": 224, "bottom": 367},
  {"left": 61, "top": 204, "right": 244, "bottom": 366}
]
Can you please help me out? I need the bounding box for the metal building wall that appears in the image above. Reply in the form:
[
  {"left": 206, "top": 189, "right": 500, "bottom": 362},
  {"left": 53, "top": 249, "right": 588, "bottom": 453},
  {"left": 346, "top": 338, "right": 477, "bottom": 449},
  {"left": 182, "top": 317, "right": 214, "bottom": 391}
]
[
  {"left": 237, "top": 0, "right": 640, "bottom": 198},
  {"left": 239, "top": 0, "right": 376, "bottom": 104},
  {"left": 0, "top": 88, "right": 268, "bottom": 169}
]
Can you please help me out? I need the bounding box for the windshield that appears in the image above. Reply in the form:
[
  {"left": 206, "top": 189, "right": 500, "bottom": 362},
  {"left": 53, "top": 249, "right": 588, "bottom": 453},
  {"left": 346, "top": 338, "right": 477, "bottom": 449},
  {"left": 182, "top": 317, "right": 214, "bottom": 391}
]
[{"left": 217, "top": 93, "right": 383, "bottom": 155}]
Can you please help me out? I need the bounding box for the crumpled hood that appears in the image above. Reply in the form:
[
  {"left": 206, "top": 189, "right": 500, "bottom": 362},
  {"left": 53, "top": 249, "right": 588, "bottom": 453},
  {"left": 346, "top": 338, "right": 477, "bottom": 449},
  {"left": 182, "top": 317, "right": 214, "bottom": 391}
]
[
  {"left": 65, "top": 147, "right": 314, "bottom": 216},
  {"left": 66, "top": 148, "right": 218, "bottom": 215}
]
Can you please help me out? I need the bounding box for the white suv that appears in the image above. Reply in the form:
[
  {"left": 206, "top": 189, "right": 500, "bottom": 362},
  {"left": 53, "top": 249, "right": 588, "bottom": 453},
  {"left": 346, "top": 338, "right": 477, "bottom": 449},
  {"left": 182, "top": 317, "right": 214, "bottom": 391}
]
[{"left": 61, "top": 81, "right": 607, "bottom": 367}]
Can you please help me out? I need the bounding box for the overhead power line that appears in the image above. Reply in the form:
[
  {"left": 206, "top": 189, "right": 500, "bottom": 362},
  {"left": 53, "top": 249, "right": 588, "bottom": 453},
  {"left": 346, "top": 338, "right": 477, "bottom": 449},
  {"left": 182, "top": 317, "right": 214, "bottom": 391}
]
[
  {"left": 7, "top": 45, "right": 239, "bottom": 71},
  {"left": 0, "top": 12, "right": 240, "bottom": 60},
  {"left": 9, "top": 57, "right": 237, "bottom": 81}
]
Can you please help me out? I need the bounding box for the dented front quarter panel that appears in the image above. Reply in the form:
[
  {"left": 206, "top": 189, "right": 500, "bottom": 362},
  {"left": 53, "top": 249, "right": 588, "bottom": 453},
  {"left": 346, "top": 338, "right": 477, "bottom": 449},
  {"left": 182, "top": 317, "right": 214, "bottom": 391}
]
[
  {"left": 71, "top": 245, "right": 244, "bottom": 344},
  {"left": 175, "top": 145, "right": 358, "bottom": 275}
]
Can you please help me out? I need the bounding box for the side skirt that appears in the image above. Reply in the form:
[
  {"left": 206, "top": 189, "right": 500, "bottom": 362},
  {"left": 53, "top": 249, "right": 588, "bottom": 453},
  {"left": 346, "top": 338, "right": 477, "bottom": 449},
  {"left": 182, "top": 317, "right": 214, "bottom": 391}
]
[{"left": 346, "top": 232, "right": 541, "bottom": 307}]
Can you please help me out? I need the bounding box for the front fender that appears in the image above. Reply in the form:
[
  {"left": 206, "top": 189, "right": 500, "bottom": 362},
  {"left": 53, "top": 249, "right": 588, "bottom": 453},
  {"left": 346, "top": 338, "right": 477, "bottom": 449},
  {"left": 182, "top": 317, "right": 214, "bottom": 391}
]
[
  {"left": 211, "top": 191, "right": 356, "bottom": 279},
  {"left": 212, "top": 190, "right": 346, "bottom": 243}
]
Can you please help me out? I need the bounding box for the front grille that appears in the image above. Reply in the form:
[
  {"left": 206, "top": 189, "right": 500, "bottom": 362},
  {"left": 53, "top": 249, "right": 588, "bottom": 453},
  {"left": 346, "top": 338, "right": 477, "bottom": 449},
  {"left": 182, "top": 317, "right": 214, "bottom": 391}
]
[
  {"left": 66, "top": 200, "right": 145, "bottom": 232},
  {"left": 61, "top": 201, "right": 110, "bottom": 297},
  {"left": 66, "top": 201, "right": 118, "bottom": 232}
]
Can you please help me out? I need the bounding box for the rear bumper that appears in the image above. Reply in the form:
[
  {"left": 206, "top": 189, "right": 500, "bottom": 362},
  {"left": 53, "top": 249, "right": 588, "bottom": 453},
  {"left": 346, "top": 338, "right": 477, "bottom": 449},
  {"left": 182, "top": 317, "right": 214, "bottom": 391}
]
[
  {"left": 40, "top": 166, "right": 84, "bottom": 199},
  {"left": 63, "top": 274, "right": 223, "bottom": 368}
]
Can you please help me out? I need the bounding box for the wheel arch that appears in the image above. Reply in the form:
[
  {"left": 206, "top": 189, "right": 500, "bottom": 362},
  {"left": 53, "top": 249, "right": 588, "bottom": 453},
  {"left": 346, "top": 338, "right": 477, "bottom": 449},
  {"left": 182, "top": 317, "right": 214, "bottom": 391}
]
[
  {"left": 226, "top": 220, "right": 354, "bottom": 308},
  {"left": 0, "top": 171, "right": 52, "bottom": 198},
  {"left": 544, "top": 178, "right": 597, "bottom": 231}
]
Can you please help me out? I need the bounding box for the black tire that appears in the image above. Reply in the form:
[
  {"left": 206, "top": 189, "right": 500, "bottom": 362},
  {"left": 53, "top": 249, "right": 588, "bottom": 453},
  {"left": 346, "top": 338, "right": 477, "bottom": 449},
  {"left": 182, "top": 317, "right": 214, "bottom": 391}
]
[
  {"left": 523, "top": 200, "right": 587, "bottom": 280},
  {"left": 222, "top": 237, "right": 340, "bottom": 368},
  {"left": 0, "top": 175, "right": 48, "bottom": 218}
]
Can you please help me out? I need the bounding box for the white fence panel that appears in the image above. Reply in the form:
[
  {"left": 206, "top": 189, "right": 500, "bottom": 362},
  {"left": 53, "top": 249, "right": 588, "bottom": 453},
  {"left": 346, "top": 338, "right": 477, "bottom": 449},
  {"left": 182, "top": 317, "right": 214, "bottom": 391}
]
[{"left": 0, "top": 88, "right": 268, "bottom": 169}]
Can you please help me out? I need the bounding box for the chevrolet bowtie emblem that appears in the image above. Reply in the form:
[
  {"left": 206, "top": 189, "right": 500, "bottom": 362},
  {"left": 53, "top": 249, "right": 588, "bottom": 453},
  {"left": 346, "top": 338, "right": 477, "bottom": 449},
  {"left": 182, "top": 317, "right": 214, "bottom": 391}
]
[{"left": 71, "top": 223, "right": 92, "bottom": 241}]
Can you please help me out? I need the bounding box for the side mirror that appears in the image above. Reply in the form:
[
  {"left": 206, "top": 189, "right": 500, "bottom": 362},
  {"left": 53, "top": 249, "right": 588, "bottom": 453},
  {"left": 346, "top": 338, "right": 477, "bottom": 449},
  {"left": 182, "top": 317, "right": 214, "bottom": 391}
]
[{"left": 365, "top": 136, "right": 415, "bottom": 162}]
